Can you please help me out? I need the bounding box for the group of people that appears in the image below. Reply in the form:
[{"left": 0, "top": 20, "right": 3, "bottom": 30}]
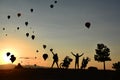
[{"left": 50, "top": 51, "right": 89, "bottom": 69}]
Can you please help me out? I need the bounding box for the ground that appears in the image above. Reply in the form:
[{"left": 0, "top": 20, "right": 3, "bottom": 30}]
[{"left": 0, "top": 68, "right": 119, "bottom": 80}]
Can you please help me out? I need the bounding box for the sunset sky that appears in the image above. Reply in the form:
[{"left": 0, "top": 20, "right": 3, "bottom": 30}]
[{"left": 0, "top": 0, "right": 120, "bottom": 70}]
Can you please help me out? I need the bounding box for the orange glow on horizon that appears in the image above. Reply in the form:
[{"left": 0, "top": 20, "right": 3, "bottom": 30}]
[
  {"left": 0, "top": 35, "right": 37, "bottom": 64},
  {"left": 0, "top": 36, "right": 118, "bottom": 70}
]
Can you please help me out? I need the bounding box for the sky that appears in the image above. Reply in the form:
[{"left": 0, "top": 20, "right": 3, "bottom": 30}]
[{"left": 0, "top": 0, "right": 120, "bottom": 70}]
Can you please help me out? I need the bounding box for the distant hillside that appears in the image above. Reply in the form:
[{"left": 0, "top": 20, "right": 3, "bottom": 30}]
[
  {"left": 0, "top": 64, "right": 47, "bottom": 69},
  {"left": 0, "top": 64, "right": 16, "bottom": 69}
]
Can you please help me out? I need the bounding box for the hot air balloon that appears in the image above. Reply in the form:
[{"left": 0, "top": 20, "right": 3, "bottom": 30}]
[
  {"left": 50, "top": 4, "right": 54, "bottom": 8},
  {"left": 30, "top": 8, "right": 34, "bottom": 13},
  {"left": 10, "top": 55, "right": 16, "bottom": 63},
  {"left": 43, "top": 53, "right": 48, "bottom": 60},
  {"left": 85, "top": 22, "right": 91, "bottom": 29},
  {"left": 54, "top": 1, "right": 57, "bottom": 4},
  {"left": 17, "top": 27, "right": 19, "bottom": 30},
  {"left": 7, "top": 15, "right": 10, "bottom": 19},
  {"left": 17, "top": 13, "right": 21, "bottom": 17},
  {"left": 5, "top": 34, "right": 8, "bottom": 36},
  {"left": 3, "top": 28, "right": 5, "bottom": 30},
  {"left": 50, "top": 48, "right": 53, "bottom": 52},
  {"left": 6, "top": 52, "right": 11, "bottom": 57},
  {"left": 31, "top": 35, "right": 35, "bottom": 40},
  {"left": 25, "top": 22, "right": 28, "bottom": 26},
  {"left": 34, "top": 64, "right": 37, "bottom": 67},
  {"left": 43, "top": 45, "right": 46, "bottom": 49},
  {"left": 26, "top": 33, "right": 29, "bottom": 37},
  {"left": 35, "top": 57, "right": 37, "bottom": 59},
  {"left": 36, "top": 50, "right": 39, "bottom": 53}
]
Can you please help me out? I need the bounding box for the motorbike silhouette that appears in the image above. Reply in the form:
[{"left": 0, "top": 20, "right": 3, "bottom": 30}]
[{"left": 59, "top": 56, "right": 73, "bottom": 69}]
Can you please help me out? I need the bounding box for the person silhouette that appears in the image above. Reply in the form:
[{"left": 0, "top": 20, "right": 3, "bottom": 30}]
[
  {"left": 71, "top": 52, "right": 84, "bottom": 69},
  {"left": 51, "top": 51, "right": 59, "bottom": 68}
]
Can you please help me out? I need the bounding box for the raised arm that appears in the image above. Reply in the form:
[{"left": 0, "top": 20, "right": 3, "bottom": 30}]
[
  {"left": 71, "top": 52, "right": 76, "bottom": 56},
  {"left": 79, "top": 53, "right": 84, "bottom": 57},
  {"left": 51, "top": 51, "right": 54, "bottom": 55}
]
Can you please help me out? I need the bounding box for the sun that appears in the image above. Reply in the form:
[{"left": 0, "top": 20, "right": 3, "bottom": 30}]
[
  {"left": 0, "top": 48, "right": 18, "bottom": 64},
  {"left": 2, "top": 53, "right": 11, "bottom": 64}
]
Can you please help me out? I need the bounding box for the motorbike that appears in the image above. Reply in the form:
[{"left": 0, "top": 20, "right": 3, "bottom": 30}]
[{"left": 59, "top": 56, "right": 73, "bottom": 69}]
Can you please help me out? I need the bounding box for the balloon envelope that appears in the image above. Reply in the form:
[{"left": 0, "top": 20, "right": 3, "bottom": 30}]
[
  {"left": 43, "top": 45, "right": 46, "bottom": 49},
  {"left": 34, "top": 64, "right": 36, "bottom": 67},
  {"left": 3, "top": 28, "right": 5, "bottom": 30},
  {"left": 54, "top": 1, "right": 57, "bottom": 4},
  {"left": 43, "top": 54, "right": 48, "bottom": 60},
  {"left": 36, "top": 50, "right": 39, "bottom": 53},
  {"left": 25, "top": 22, "right": 28, "bottom": 26},
  {"left": 7, "top": 15, "right": 10, "bottom": 19},
  {"left": 10, "top": 55, "right": 16, "bottom": 63},
  {"left": 50, "top": 4, "right": 54, "bottom": 8},
  {"left": 31, "top": 35, "right": 35, "bottom": 40},
  {"left": 5, "top": 34, "right": 8, "bottom": 36},
  {"left": 6, "top": 52, "right": 11, "bottom": 57},
  {"left": 17, "top": 27, "right": 19, "bottom": 30},
  {"left": 85, "top": 22, "right": 91, "bottom": 29},
  {"left": 35, "top": 57, "right": 37, "bottom": 59},
  {"left": 30, "top": 8, "right": 33, "bottom": 12},
  {"left": 17, "top": 13, "right": 21, "bottom": 17},
  {"left": 26, "top": 33, "right": 29, "bottom": 37}
]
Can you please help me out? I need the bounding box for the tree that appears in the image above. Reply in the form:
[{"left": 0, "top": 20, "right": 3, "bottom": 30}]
[
  {"left": 112, "top": 61, "right": 120, "bottom": 71},
  {"left": 94, "top": 43, "right": 111, "bottom": 70}
]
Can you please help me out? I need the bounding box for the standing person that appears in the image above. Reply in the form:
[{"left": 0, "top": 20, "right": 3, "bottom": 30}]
[
  {"left": 71, "top": 52, "right": 84, "bottom": 69},
  {"left": 51, "top": 51, "right": 59, "bottom": 68}
]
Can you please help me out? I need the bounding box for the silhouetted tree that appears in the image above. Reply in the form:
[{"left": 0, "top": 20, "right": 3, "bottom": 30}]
[
  {"left": 112, "top": 61, "right": 120, "bottom": 71},
  {"left": 94, "top": 43, "right": 111, "bottom": 70}
]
